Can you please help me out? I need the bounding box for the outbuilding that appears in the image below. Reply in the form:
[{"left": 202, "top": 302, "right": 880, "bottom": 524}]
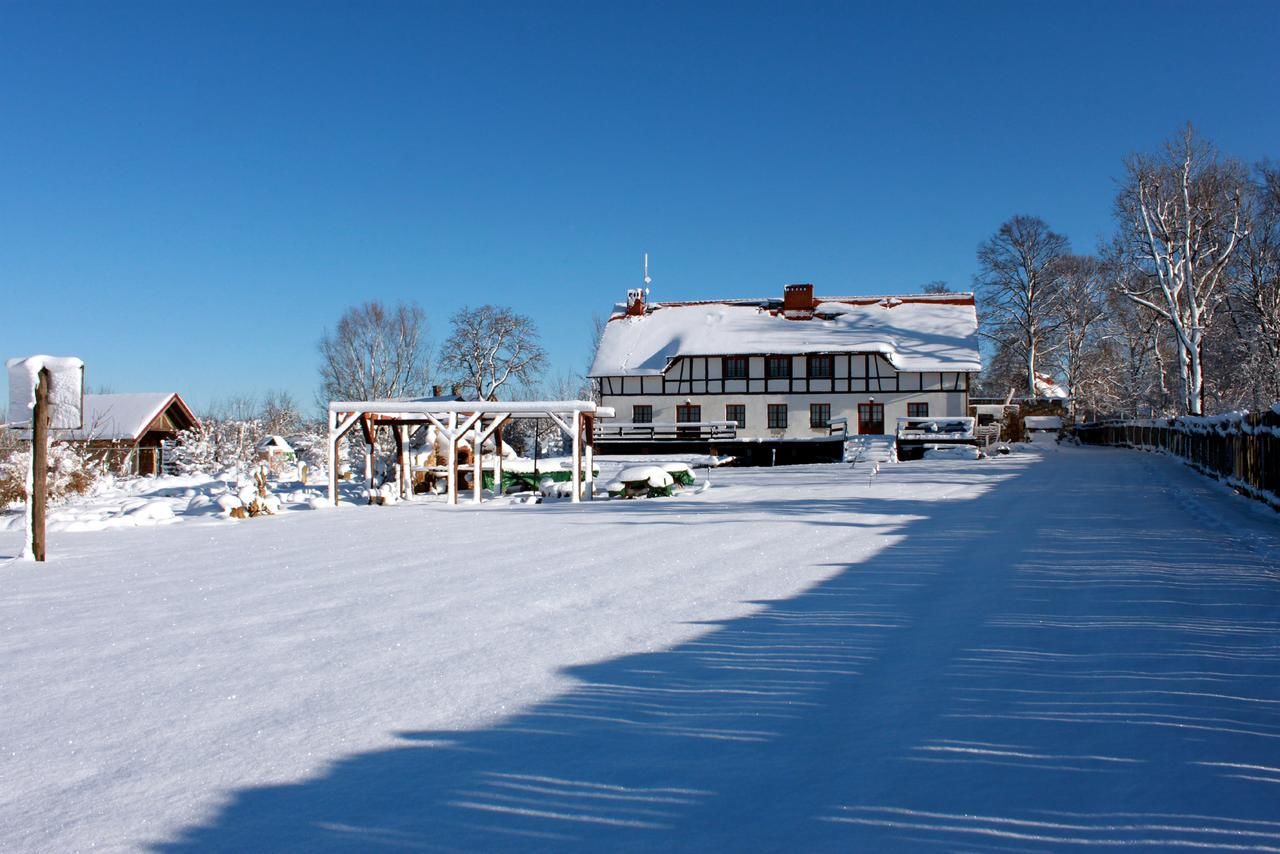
[{"left": 65, "top": 393, "right": 199, "bottom": 475}]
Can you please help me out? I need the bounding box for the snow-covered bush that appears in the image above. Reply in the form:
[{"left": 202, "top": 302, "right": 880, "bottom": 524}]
[
  {"left": 0, "top": 442, "right": 99, "bottom": 508},
  {"left": 607, "top": 466, "right": 676, "bottom": 499},
  {"left": 172, "top": 418, "right": 261, "bottom": 477}
]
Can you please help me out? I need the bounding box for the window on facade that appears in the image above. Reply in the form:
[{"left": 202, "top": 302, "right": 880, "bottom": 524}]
[
  {"left": 907, "top": 402, "right": 929, "bottom": 418},
  {"left": 722, "top": 356, "right": 748, "bottom": 379},
  {"left": 633, "top": 404, "right": 653, "bottom": 423},
  {"left": 810, "top": 403, "right": 831, "bottom": 428},
  {"left": 807, "top": 355, "right": 834, "bottom": 378},
  {"left": 676, "top": 404, "right": 701, "bottom": 423},
  {"left": 766, "top": 356, "right": 792, "bottom": 378},
  {"left": 768, "top": 404, "right": 788, "bottom": 429},
  {"left": 725, "top": 404, "right": 746, "bottom": 428}
]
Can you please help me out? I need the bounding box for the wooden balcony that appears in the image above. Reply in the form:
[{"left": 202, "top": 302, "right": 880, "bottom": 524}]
[{"left": 594, "top": 420, "right": 739, "bottom": 443}]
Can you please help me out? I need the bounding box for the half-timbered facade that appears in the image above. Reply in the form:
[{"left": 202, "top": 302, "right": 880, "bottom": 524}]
[{"left": 589, "top": 285, "right": 980, "bottom": 451}]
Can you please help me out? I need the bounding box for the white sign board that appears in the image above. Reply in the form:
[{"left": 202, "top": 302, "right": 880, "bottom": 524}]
[{"left": 6, "top": 355, "right": 85, "bottom": 430}]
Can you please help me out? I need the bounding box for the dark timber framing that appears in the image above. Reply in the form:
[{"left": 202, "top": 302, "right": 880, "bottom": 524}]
[{"left": 596, "top": 353, "right": 970, "bottom": 397}]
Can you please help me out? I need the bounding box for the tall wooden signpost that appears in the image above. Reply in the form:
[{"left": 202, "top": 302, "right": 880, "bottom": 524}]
[
  {"left": 6, "top": 355, "right": 85, "bottom": 563},
  {"left": 30, "top": 368, "right": 50, "bottom": 562}
]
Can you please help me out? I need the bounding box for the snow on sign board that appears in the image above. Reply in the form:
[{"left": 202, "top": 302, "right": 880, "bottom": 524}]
[{"left": 6, "top": 355, "right": 85, "bottom": 430}]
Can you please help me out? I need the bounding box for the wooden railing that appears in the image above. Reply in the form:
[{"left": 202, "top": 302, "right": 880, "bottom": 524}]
[
  {"left": 594, "top": 421, "right": 739, "bottom": 442},
  {"left": 1074, "top": 410, "right": 1280, "bottom": 511}
]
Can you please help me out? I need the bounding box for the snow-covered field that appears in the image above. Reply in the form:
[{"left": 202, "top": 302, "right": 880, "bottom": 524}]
[{"left": 2, "top": 444, "right": 1279, "bottom": 852}]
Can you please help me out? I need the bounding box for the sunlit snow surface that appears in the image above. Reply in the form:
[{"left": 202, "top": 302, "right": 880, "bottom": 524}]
[{"left": 2, "top": 444, "right": 1279, "bottom": 852}]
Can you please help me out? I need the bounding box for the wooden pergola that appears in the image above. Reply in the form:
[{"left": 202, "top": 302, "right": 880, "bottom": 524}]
[{"left": 326, "top": 399, "right": 614, "bottom": 507}]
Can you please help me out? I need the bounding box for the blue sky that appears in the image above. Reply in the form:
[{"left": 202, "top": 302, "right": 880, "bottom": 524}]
[{"left": 3, "top": 1, "right": 1278, "bottom": 416}]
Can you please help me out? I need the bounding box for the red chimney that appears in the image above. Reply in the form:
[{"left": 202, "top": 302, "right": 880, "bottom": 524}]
[
  {"left": 783, "top": 283, "right": 815, "bottom": 318},
  {"left": 626, "top": 287, "right": 647, "bottom": 316}
]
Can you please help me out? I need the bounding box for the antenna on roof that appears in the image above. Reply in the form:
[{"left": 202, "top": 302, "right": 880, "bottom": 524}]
[{"left": 643, "top": 253, "right": 651, "bottom": 288}]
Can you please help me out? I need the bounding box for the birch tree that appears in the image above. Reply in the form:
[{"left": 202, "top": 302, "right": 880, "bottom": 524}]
[
  {"left": 1113, "top": 125, "right": 1248, "bottom": 415},
  {"left": 974, "top": 215, "right": 1070, "bottom": 397},
  {"left": 438, "top": 305, "right": 548, "bottom": 401}
]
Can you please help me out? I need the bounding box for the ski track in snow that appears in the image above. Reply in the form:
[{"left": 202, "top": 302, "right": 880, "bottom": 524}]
[{"left": 1, "top": 443, "right": 1278, "bottom": 852}]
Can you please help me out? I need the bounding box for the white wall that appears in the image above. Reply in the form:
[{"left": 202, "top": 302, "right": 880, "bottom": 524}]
[{"left": 601, "top": 390, "right": 966, "bottom": 439}]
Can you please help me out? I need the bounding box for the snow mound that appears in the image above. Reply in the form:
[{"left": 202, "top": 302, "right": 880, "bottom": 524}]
[{"left": 615, "top": 466, "right": 676, "bottom": 488}]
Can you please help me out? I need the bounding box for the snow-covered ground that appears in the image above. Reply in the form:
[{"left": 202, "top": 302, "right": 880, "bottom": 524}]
[{"left": 2, "top": 444, "right": 1279, "bottom": 851}]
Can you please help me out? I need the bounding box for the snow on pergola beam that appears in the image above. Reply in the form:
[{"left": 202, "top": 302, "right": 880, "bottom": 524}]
[{"left": 326, "top": 400, "right": 615, "bottom": 507}]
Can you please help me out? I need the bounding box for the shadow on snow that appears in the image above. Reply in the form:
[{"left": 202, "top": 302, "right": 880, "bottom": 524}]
[{"left": 154, "top": 450, "right": 1280, "bottom": 852}]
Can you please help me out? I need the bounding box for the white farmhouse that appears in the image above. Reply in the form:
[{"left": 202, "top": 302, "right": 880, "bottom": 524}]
[{"left": 589, "top": 284, "right": 981, "bottom": 462}]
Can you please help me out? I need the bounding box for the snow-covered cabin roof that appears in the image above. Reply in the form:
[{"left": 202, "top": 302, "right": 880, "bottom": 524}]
[
  {"left": 65, "top": 393, "right": 197, "bottom": 442},
  {"left": 255, "top": 434, "right": 295, "bottom": 453},
  {"left": 1033, "top": 372, "right": 1069, "bottom": 400},
  {"left": 588, "top": 293, "right": 981, "bottom": 376}
]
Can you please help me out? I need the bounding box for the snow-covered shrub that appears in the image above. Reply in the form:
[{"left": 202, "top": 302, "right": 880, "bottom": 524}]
[
  {"left": 0, "top": 441, "right": 100, "bottom": 508},
  {"left": 173, "top": 418, "right": 261, "bottom": 477}
]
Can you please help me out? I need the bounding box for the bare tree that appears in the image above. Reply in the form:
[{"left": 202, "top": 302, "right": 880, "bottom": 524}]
[
  {"left": 975, "top": 215, "right": 1071, "bottom": 397},
  {"left": 260, "top": 389, "right": 303, "bottom": 435},
  {"left": 1222, "top": 163, "right": 1280, "bottom": 408},
  {"left": 438, "top": 305, "right": 548, "bottom": 401},
  {"left": 317, "top": 301, "right": 431, "bottom": 405},
  {"left": 921, "top": 280, "right": 953, "bottom": 294},
  {"left": 1053, "top": 255, "right": 1110, "bottom": 418},
  {"left": 1113, "top": 125, "right": 1248, "bottom": 415}
]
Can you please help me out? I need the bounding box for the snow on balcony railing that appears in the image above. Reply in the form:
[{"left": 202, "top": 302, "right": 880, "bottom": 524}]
[
  {"left": 594, "top": 421, "right": 739, "bottom": 442},
  {"left": 895, "top": 416, "right": 976, "bottom": 441}
]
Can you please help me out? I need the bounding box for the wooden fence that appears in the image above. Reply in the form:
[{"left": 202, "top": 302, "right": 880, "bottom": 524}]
[{"left": 1074, "top": 409, "right": 1280, "bottom": 511}]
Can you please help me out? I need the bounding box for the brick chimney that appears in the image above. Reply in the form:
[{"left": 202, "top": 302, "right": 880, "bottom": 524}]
[
  {"left": 782, "top": 283, "right": 815, "bottom": 319},
  {"left": 626, "top": 287, "right": 648, "bottom": 316}
]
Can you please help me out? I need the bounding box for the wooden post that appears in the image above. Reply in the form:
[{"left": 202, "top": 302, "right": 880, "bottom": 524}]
[
  {"left": 328, "top": 410, "right": 340, "bottom": 506},
  {"left": 584, "top": 413, "right": 594, "bottom": 501},
  {"left": 472, "top": 423, "right": 482, "bottom": 504},
  {"left": 447, "top": 411, "right": 458, "bottom": 505},
  {"left": 29, "top": 368, "right": 50, "bottom": 562},
  {"left": 493, "top": 421, "right": 504, "bottom": 496},
  {"left": 365, "top": 424, "right": 375, "bottom": 505},
  {"left": 398, "top": 425, "right": 410, "bottom": 500},
  {"left": 571, "top": 410, "right": 582, "bottom": 503}
]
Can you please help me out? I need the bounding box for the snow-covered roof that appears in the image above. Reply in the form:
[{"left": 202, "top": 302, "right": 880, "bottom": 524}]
[
  {"left": 1024, "top": 415, "right": 1064, "bottom": 430},
  {"left": 588, "top": 293, "right": 980, "bottom": 376},
  {"left": 66, "top": 393, "right": 195, "bottom": 442},
  {"left": 1033, "top": 373, "right": 1069, "bottom": 400},
  {"left": 256, "top": 435, "right": 295, "bottom": 453}
]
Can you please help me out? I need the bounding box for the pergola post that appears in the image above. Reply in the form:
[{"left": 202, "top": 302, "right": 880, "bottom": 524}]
[
  {"left": 447, "top": 411, "right": 459, "bottom": 505},
  {"left": 327, "top": 410, "right": 363, "bottom": 507},
  {"left": 472, "top": 424, "right": 483, "bottom": 504},
  {"left": 571, "top": 409, "right": 582, "bottom": 503},
  {"left": 365, "top": 426, "right": 375, "bottom": 505},
  {"left": 328, "top": 409, "right": 339, "bottom": 506},
  {"left": 584, "top": 412, "right": 594, "bottom": 501},
  {"left": 494, "top": 425, "right": 505, "bottom": 496},
  {"left": 397, "top": 424, "right": 410, "bottom": 500}
]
